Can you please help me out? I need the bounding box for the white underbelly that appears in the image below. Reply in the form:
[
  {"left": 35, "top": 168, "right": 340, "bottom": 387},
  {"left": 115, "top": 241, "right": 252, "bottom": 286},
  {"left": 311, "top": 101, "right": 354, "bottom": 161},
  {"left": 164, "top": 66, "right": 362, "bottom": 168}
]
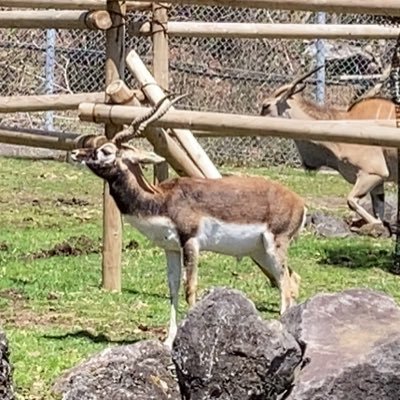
[
  {"left": 124, "top": 215, "right": 269, "bottom": 257},
  {"left": 196, "top": 218, "right": 267, "bottom": 256},
  {"left": 124, "top": 215, "right": 181, "bottom": 251}
]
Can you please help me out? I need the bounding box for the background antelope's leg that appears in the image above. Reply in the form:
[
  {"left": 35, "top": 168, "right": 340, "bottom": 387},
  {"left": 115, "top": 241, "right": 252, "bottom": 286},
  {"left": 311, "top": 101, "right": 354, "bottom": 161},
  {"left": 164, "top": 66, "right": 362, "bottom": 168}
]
[
  {"left": 165, "top": 250, "right": 182, "bottom": 348},
  {"left": 370, "top": 182, "right": 385, "bottom": 221},
  {"left": 183, "top": 239, "right": 199, "bottom": 308},
  {"left": 347, "top": 172, "right": 384, "bottom": 225}
]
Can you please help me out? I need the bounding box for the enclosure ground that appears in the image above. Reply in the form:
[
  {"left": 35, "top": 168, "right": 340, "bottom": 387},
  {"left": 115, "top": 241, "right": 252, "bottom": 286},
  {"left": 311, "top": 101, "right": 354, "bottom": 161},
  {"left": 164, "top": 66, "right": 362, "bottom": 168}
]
[{"left": 0, "top": 157, "right": 398, "bottom": 399}]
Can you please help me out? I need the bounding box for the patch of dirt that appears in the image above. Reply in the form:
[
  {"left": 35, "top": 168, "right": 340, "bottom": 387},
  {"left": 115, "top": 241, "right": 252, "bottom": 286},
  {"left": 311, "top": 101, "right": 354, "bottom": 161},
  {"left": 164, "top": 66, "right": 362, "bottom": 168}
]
[
  {"left": 24, "top": 235, "right": 140, "bottom": 260},
  {"left": 31, "top": 199, "right": 41, "bottom": 206},
  {"left": 134, "top": 324, "right": 167, "bottom": 341},
  {"left": 307, "top": 196, "right": 347, "bottom": 211},
  {"left": 47, "top": 291, "right": 61, "bottom": 301},
  {"left": 125, "top": 239, "right": 139, "bottom": 251},
  {"left": 54, "top": 197, "right": 91, "bottom": 207},
  {"left": 0, "top": 242, "right": 9, "bottom": 251},
  {"left": 27, "top": 235, "right": 100, "bottom": 259},
  {"left": 0, "top": 288, "right": 28, "bottom": 301},
  {"left": 0, "top": 288, "right": 78, "bottom": 330},
  {"left": 1, "top": 307, "right": 76, "bottom": 330}
]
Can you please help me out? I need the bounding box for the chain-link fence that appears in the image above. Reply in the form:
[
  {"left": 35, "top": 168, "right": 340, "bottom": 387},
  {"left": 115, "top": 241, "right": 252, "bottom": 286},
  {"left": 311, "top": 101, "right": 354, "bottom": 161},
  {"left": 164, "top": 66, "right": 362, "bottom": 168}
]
[{"left": 0, "top": 6, "right": 397, "bottom": 165}]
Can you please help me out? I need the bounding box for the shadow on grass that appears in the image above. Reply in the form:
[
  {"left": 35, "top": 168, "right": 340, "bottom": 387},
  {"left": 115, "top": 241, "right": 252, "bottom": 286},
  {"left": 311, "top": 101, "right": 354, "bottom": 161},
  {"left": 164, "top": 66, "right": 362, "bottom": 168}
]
[
  {"left": 10, "top": 277, "right": 34, "bottom": 286},
  {"left": 44, "top": 330, "right": 141, "bottom": 345},
  {"left": 254, "top": 303, "right": 279, "bottom": 315},
  {"left": 318, "top": 242, "right": 397, "bottom": 274},
  {"left": 123, "top": 287, "right": 168, "bottom": 300}
]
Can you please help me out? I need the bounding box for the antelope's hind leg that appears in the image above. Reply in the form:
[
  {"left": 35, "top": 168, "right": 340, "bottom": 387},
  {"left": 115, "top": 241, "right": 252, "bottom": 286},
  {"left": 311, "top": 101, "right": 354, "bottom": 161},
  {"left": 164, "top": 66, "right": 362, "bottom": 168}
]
[
  {"left": 164, "top": 250, "right": 182, "bottom": 349},
  {"left": 252, "top": 232, "right": 297, "bottom": 315},
  {"left": 182, "top": 238, "right": 199, "bottom": 308}
]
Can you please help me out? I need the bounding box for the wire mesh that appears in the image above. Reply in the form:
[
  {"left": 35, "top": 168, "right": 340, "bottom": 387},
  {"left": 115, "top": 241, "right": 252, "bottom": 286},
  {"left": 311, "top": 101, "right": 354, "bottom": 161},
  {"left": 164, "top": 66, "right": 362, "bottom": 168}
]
[{"left": 0, "top": 7, "right": 398, "bottom": 165}]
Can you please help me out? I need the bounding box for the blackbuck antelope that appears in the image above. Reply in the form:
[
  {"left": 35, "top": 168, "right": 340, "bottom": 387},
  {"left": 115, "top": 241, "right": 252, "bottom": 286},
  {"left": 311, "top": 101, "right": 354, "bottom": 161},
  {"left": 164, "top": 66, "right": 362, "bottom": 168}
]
[
  {"left": 261, "top": 67, "right": 397, "bottom": 227},
  {"left": 71, "top": 97, "right": 306, "bottom": 348}
]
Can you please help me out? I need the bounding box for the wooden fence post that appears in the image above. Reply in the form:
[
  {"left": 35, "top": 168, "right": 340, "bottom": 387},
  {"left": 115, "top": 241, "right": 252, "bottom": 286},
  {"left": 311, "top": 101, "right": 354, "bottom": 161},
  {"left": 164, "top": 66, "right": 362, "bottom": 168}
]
[
  {"left": 152, "top": 2, "right": 169, "bottom": 183},
  {"left": 102, "top": 0, "right": 125, "bottom": 292}
]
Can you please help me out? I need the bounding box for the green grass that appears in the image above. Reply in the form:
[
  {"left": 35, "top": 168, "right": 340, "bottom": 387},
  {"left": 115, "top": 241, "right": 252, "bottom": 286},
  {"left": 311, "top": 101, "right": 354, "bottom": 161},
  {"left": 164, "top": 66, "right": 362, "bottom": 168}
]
[{"left": 0, "top": 158, "right": 398, "bottom": 399}]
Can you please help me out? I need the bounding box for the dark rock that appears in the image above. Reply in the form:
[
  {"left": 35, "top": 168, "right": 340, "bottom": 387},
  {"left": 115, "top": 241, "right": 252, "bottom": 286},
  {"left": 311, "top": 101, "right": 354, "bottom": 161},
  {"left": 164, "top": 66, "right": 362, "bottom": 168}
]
[
  {"left": 172, "top": 287, "right": 302, "bottom": 400},
  {"left": 0, "top": 330, "right": 14, "bottom": 400},
  {"left": 282, "top": 289, "right": 400, "bottom": 400},
  {"left": 53, "top": 340, "right": 180, "bottom": 400},
  {"left": 307, "top": 211, "right": 351, "bottom": 238}
]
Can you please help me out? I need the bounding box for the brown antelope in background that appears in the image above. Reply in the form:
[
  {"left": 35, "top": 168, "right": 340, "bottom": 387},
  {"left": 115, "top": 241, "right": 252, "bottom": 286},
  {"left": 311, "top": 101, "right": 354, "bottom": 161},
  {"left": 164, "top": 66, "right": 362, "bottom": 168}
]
[
  {"left": 71, "top": 96, "right": 306, "bottom": 348},
  {"left": 261, "top": 68, "right": 397, "bottom": 227}
]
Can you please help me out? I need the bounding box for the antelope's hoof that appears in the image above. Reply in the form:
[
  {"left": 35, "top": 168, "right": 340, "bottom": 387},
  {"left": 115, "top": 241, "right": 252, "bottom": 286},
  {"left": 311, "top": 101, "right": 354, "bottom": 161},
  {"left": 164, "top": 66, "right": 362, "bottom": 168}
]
[{"left": 358, "top": 222, "right": 391, "bottom": 238}]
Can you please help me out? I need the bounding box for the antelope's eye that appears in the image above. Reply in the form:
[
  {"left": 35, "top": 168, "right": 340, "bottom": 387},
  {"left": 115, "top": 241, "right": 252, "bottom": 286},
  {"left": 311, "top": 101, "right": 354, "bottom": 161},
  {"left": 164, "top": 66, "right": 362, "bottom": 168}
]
[{"left": 101, "top": 148, "right": 112, "bottom": 156}]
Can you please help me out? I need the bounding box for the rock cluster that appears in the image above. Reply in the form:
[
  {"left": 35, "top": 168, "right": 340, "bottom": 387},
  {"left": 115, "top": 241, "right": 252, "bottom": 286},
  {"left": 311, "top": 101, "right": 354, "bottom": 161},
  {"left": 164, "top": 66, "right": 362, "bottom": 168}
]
[
  {"left": 0, "top": 330, "right": 14, "bottom": 400},
  {"left": 54, "top": 288, "right": 400, "bottom": 400}
]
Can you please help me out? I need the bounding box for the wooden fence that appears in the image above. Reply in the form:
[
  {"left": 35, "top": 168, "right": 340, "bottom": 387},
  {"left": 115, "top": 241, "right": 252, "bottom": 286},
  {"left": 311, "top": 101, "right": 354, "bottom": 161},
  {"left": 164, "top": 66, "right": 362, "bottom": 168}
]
[{"left": 1, "top": 0, "right": 399, "bottom": 290}]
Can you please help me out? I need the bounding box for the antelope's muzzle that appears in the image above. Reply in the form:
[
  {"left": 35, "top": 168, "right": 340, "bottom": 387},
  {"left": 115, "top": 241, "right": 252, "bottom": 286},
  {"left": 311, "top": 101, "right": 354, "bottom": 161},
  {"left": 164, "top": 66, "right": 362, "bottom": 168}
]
[{"left": 70, "top": 148, "right": 95, "bottom": 163}]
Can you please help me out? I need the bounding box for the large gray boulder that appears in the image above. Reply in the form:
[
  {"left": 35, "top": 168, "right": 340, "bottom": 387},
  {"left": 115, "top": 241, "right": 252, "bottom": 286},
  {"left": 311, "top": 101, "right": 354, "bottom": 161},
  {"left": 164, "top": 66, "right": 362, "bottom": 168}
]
[
  {"left": 282, "top": 289, "right": 400, "bottom": 400},
  {"left": 172, "top": 287, "right": 302, "bottom": 400},
  {"left": 0, "top": 330, "right": 14, "bottom": 400},
  {"left": 53, "top": 340, "right": 180, "bottom": 400}
]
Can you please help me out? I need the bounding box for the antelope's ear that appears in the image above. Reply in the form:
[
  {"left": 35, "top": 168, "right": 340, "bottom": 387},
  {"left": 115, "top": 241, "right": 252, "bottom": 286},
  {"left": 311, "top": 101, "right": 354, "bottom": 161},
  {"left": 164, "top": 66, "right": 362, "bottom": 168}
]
[
  {"left": 121, "top": 147, "right": 165, "bottom": 164},
  {"left": 136, "top": 150, "right": 166, "bottom": 164}
]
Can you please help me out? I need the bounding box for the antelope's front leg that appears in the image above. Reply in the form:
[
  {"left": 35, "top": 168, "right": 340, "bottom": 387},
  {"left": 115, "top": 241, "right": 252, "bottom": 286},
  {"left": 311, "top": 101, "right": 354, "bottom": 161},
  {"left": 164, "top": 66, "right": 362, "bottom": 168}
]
[
  {"left": 183, "top": 238, "right": 200, "bottom": 308},
  {"left": 164, "top": 250, "right": 182, "bottom": 349}
]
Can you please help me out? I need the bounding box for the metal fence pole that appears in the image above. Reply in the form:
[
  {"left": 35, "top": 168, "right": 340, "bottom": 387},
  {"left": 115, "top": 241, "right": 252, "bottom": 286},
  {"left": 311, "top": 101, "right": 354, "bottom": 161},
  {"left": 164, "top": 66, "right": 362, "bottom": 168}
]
[
  {"left": 44, "top": 28, "right": 56, "bottom": 130},
  {"left": 315, "top": 12, "right": 326, "bottom": 104}
]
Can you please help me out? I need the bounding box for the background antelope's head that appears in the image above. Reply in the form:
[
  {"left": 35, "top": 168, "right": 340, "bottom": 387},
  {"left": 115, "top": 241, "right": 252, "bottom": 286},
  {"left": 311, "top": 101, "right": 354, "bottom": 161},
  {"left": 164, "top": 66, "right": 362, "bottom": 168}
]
[{"left": 260, "top": 66, "right": 323, "bottom": 118}]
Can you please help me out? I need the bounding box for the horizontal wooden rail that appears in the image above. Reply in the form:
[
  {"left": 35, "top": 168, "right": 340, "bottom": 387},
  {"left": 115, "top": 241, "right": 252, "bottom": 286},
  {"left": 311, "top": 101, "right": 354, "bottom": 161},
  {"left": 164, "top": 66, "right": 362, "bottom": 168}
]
[
  {"left": 3, "top": 0, "right": 398, "bottom": 14},
  {"left": 79, "top": 102, "right": 400, "bottom": 148},
  {"left": 0, "top": 92, "right": 106, "bottom": 113},
  {"left": 0, "top": 126, "right": 78, "bottom": 150},
  {"left": 145, "top": 0, "right": 400, "bottom": 16},
  {"left": 0, "top": 10, "right": 114, "bottom": 30},
  {"left": 0, "top": 0, "right": 152, "bottom": 11},
  {"left": 132, "top": 21, "right": 400, "bottom": 40}
]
